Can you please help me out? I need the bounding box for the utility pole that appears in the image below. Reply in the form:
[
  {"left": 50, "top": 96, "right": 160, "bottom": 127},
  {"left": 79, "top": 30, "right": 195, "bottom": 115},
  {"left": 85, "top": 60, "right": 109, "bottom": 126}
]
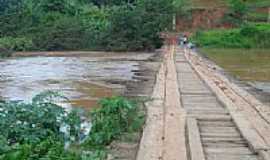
[
  {"left": 173, "top": 14, "right": 176, "bottom": 31},
  {"left": 268, "top": 7, "right": 270, "bottom": 23}
]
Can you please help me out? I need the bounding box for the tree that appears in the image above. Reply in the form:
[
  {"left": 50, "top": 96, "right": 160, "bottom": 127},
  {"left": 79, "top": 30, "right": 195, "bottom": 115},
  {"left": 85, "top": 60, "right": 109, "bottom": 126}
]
[{"left": 226, "top": 0, "right": 248, "bottom": 25}]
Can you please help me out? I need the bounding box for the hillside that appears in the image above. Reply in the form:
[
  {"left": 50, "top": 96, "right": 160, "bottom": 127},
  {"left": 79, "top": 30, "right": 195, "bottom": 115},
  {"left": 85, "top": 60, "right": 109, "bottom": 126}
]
[{"left": 176, "top": 0, "right": 270, "bottom": 31}]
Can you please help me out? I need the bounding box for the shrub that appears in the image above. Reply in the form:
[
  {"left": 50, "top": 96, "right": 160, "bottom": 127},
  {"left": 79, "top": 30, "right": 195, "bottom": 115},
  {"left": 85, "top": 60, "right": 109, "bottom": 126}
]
[
  {"left": 85, "top": 96, "right": 145, "bottom": 146},
  {"left": 0, "top": 48, "right": 13, "bottom": 58},
  {"left": 240, "top": 24, "right": 259, "bottom": 36},
  {"left": 192, "top": 23, "right": 270, "bottom": 48},
  {"left": 0, "top": 91, "right": 83, "bottom": 145},
  {"left": 0, "top": 37, "right": 33, "bottom": 51},
  {"left": 224, "top": 0, "right": 248, "bottom": 26}
]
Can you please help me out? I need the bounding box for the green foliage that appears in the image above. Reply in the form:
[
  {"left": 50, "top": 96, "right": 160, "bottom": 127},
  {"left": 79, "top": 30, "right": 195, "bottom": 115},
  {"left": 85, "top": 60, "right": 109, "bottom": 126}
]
[
  {"left": 85, "top": 97, "right": 145, "bottom": 146},
  {"left": 247, "top": 12, "right": 269, "bottom": 22},
  {"left": 0, "top": 93, "right": 144, "bottom": 159},
  {"left": 0, "top": 37, "right": 33, "bottom": 51},
  {"left": 0, "top": 0, "right": 173, "bottom": 52},
  {"left": 0, "top": 91, "right": 81, "bottom": 145},
  {"left": 0, "top": 48, "right": 13, "bottom": 58},
  {"left": 0, "top": 92, "right": 85, "bottom": 159},
  {"left": 101, "top": 0, "right": 173, "bottom": 51},
  {"left": 192, "top": 23, "right": 270, "bottom": 48},
  {"left": 224, "top": 0, "right": 248, "bottom": 25},
  {"left": 173, "top": 0, "right": 191, "bottom": 16},
  {"left": 0, "top": 137, "right": 80, "bottom": 160}
]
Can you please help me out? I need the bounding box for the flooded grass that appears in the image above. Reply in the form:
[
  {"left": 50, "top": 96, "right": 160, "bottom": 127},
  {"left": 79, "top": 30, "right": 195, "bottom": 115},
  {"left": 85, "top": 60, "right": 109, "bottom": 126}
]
[{"left": 199, "top": 48, "right": 270, "bottom": 81}]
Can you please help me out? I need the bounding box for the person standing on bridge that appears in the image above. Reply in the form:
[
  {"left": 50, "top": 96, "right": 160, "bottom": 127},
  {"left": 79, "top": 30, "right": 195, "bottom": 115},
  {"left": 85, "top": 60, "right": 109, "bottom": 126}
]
[{"left": 183, "top": 35, "right": 188, "bottom": 45}]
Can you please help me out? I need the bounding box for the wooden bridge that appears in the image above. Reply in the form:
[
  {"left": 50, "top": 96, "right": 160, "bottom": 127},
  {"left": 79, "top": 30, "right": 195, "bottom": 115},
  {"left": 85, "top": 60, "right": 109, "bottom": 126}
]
[{"left": 136, "top": 44, "right": 270, "bottom": 160}]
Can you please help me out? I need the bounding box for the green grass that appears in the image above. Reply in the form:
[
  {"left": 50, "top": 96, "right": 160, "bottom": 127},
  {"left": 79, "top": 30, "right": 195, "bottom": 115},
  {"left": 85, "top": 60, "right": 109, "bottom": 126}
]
[
  {"left": 200, "top": 48, "right": 270, "bottom": 81},
  {"left": 192, "top": 23, "right": 270, "bottom": 48}
]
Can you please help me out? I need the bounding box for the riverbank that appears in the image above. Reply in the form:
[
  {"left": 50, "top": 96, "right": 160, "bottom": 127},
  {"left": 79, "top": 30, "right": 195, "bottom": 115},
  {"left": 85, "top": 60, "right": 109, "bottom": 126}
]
[
  {"left": 0, "top": 51, "right": 161, "bottom": 110},
  {"left": 0, "top": 50, "right": 162, "bottom": 159},
  {"left": 198, "top": 48, "right": 270, "bottom": 106}
]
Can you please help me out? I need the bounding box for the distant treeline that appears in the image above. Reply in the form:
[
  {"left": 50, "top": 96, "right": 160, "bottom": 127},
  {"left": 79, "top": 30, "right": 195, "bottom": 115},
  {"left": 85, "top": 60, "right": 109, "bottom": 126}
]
[{"left": 0, "top": 0, "right": 175, "bottom": 52}]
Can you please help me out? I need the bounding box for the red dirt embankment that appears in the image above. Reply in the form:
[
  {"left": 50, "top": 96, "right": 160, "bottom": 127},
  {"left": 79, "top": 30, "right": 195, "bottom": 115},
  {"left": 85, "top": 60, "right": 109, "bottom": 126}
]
[{"left": 176, "top": 7, "right": 231, "bottom": 31}]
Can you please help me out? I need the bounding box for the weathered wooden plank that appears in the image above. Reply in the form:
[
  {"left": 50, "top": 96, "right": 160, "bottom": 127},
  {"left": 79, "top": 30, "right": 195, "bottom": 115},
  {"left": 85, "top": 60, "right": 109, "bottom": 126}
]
[
  {"left": 258, "top": 150, "right": 270, "bottom": 160},
  {"left": 184, "top": 104, "right": 224, "bottom": 109},
  {"left": 205, "top": 147, "right": 252, "bottom": 155},
  {"left": 190, "top": 115, "right": 232, "bottom": 121},
  {"left": 199, "top": 121, "right": 234, "bottom": 127},
  {"left": 136, "top": 62, "right": 166, "bottom": 160},
  {"left": 163, "top": 46, "right": 187, "bottom": 160},
  {"left": 207, "top": 154, "right": 258, "bottom": 160},
  {"left": 187, "top": 118, "right": 206, "bottom": 160},
  {"left": 200, "top": 127, "right": 239, "bottom": 134},
  {"left": 187, "top": 109, "right": 228, "bottom": 114},
  {"left": 202, "top": 137, "right": 244, "bottom": 142},
  {"left": 203, "top": 142, "right": 248, "bottom": 148},
  {"left": 201, "top": 132, "right": 241, "bottom": 138}
]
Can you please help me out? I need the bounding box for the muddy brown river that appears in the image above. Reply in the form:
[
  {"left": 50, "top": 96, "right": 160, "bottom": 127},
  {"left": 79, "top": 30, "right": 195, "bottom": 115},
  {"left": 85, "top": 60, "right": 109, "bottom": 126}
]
[{"left": 0, "top": 52, "right": 160, "bottom": 110}]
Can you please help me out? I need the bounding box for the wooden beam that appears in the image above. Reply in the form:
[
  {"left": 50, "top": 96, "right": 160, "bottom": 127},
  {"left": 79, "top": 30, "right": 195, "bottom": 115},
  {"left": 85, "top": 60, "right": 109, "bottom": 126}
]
[{"left": 187, "top": 118, "right": 206, "bottom": 160}]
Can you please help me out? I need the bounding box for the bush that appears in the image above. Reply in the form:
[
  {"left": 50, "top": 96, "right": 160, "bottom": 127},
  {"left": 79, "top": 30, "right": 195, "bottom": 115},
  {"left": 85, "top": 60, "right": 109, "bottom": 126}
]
[
  {"left": 0, "top": 37, "right": 33, "bottom": 51},
  {"left": 0, "top": 92, "right": 144, "bottom": 159},
  {"left": 240, "top": 24, "right": 259, "bottom": 36},
  {"left": 224, "top": 0, "right": 248, "bottom": 26},
  {"left": 0, "top": 48, "right": 13, "bottom": 58},
  {"left": 29, "top": 14, "right": 86, "bottom": 51},
  {"left": 85, "top": 97, "right": 145, "bottom": 146},
  {"left": 0, "top": 91, "right": 94, "bottom": 159},
  {"left": 192, "top": 23, "right": 270, "bottom": 48}
]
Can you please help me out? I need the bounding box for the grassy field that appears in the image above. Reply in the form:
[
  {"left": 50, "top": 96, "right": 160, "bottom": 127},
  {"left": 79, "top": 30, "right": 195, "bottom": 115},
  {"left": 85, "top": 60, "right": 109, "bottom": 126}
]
[{"left": 199, "top": 48, "right": 270, "bottom": 81}]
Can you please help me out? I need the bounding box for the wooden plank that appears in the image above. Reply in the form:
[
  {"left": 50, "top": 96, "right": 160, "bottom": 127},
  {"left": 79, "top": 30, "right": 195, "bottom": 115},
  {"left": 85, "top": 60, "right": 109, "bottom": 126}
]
[
  {"left": 199, "top": 121, "right": 234, "bottom": 127},
  {"left": 201, "top": 132, "right": 241, "bottom": 138},
  {"left": 163, "top": 45, "right": 187, "bottom": 160},
  {"left": 200, "top": 128, "right": 239, "bottom": 134},
  {"left": 190, "top": 115, "right": 232, "bottom": 121},
  {"left": 207, "top": 154, "right": 258, "bottom": 160},
  {"left": 258, "top": 150, "right": 270, "bottom": 160},
  {"left": 187, "top": 109, "right": 228, "bottom": 115},
  {"left": 184, "top": 49, "right": 270, "bottom": 151},
  {"left": 136, "top": 62, "right": 166, "bottom": 160},
  {"left": 187, "top": 118, "right": 206, "bottom": 160},
  {"left": 205, "top": 147, "right": 252, "bottom": 155},
  {"left": 203, "top": 142, "right": 248, "bottom": 148},
  {"left": 202, "top": 137, "right": 244, "bottom": 142}
]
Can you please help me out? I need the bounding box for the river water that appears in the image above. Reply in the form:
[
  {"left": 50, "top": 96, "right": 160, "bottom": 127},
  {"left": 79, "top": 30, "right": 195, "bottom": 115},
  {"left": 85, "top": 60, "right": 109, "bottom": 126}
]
[{"left": 0, "top": 56, "right": 139, "bottom": 109}]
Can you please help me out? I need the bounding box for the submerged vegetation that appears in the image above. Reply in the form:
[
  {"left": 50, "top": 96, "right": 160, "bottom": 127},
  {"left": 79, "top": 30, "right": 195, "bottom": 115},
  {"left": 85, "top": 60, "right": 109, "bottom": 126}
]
[
  {"left": 0, "top": 92, "right": 145, "bottom": 160},
  {"left": 0, "top": 0, "right": 176, "bottom": 54}
]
